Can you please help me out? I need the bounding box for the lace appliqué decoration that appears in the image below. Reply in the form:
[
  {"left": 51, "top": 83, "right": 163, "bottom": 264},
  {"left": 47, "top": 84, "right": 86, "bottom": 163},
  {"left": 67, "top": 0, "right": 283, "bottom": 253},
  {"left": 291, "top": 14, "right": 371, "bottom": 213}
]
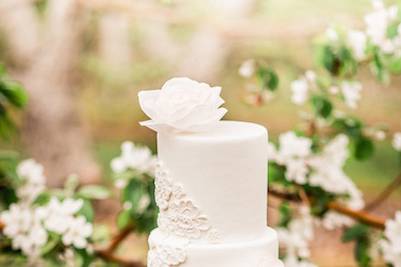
[{"left": 148, "top": 161, "right": 221, "bottom": 267}]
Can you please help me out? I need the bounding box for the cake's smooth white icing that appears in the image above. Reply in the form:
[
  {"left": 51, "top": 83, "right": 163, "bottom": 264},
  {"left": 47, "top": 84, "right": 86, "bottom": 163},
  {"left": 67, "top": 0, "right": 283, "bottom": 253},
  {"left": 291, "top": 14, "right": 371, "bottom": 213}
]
[
  {"left": 147, "top": 120, "right": 282, "bottom": 267},
  {"left": 157, "top": 121, "right": 268, "bottom": 243}
]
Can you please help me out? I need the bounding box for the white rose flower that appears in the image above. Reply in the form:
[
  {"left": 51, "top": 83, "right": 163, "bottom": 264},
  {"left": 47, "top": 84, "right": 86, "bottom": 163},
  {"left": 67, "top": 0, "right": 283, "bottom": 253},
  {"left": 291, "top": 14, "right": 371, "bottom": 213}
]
[
  {"left": 392, "top": 132, "right": 401, "bottom": 151},
  {"left": 138, "top": 77, "right": 227, "bottom": 133}
]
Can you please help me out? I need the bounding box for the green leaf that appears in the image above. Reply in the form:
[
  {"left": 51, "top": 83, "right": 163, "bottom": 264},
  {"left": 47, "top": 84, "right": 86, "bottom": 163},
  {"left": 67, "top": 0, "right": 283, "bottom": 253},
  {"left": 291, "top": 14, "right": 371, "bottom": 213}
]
[
  {"left": 0, "top": 80, "right": 28, "bottom": 108},
  {"left": 387, "top": 56, "right": 401, "bottom": 74},
  {"left": 387, "top": 23, "right": 399, "bottom": 38},
  {"left": 40, "top": 233, "right": 60, "bottom": 256},
  {"left": 33, "top": 192, "right": 51, "bottom": 205},
  {"left": 117, "top": 209, "right": 132, "bottom": 229},
  {"left": 268, "top": 162, "right": 290, "bottom": 186},
  {"left": 77, "top": 185, "right": 110, "bottom": 200},
  {"left": 351, "top": 135, "right": 374, "bottom": 161},
  {"left": 256, "top": 66, "right": 279, "bottom": 91},
  {"left": 123, "top": 178, "right": 146, "bottom": 212},
  {"left": 332, "top": 117, "right": 363, "bottom": 137},
  {"left": 278, "top": 202, "right": 292, "bottom": 227},
  {"left": 64, "top": 174, "right": 80, "bottom": 196},
  {"left": 370, "top": 49, "right": 389, "bottom": 83},
  {"left": 311, "top": 95, "right": 333, "bottom": 118},
  {"left": 78, "top": 199, "right": 94, "bottom": 222},
  {"left": 342, "top": 224, "right": 372, "bottom": 267},
  {"left": 318, "top": 45, "right": 338, "bottom": 75}
]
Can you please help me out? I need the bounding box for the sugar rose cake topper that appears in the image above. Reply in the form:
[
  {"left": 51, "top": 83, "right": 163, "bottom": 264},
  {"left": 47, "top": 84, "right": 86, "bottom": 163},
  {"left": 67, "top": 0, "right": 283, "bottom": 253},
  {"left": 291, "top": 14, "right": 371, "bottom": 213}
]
[{"left": 138, "top": 77, "right": 227, "bottom": 133}]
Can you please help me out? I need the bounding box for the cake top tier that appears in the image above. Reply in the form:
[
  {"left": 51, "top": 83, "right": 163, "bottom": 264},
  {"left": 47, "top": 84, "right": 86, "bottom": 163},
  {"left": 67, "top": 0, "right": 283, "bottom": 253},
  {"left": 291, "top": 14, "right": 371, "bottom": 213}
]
[
  {"left": 138, "top": 77, "right": 227, "bottom": 133},
  {"left": 169, "top": 121, "right": 267, "bottom": 143}
]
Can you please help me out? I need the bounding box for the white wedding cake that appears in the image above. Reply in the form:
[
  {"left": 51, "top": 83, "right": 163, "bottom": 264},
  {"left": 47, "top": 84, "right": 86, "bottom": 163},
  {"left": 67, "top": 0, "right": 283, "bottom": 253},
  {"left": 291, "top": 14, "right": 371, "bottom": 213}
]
[{"left": 138, "top": 77, "right": 283, "bottom": 267}]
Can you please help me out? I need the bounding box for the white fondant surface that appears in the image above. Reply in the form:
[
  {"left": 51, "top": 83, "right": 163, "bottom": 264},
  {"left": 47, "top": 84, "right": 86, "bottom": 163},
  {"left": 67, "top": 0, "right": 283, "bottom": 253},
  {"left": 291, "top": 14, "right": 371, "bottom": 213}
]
[
  {"left": 157, "top": 121, "right": 268, "bottom": 243},
  {"left": 149, "top": 227, "right": 283, "bottom": 267}
]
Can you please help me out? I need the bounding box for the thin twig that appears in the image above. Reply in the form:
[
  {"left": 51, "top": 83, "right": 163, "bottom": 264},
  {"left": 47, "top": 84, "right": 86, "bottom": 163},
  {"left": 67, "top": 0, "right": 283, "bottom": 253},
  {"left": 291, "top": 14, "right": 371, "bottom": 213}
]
[
  {"left": 365, "top": 173, "right": 401, "bottom": 211},
  {"left": 106, "top": 224, "right": 135, "bottom": 253},
  {"left": 269, "top": 188, "right": 386, "bottom": 229}
]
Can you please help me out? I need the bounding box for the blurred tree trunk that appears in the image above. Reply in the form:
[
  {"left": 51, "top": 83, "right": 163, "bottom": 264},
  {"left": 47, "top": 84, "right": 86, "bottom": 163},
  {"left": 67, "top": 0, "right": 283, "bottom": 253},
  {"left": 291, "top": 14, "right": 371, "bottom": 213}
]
[{"left": 0, "top": 0, "right": 100, "bottom": 186}]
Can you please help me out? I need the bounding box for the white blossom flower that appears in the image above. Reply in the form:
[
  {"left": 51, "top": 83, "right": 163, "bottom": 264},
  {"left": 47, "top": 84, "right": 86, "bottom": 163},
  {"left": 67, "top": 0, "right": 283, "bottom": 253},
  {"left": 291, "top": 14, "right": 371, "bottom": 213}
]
[
  {"left": 41, "top": 197, "right": 83, "bottom": 234},
  {"left": 138, "top": 77, "right": 227, "bottom": 133},
  {"left": 238, "top": 59, "right": 255, "bottom": 78},
  {"left": 285, "top": 158, "right": 309, "bottom": 184},
  {"left": 16, "top": 159, "right": 46, "bottom": 203},
  {"left": 365, "top": 2, "right": 400, "bottom": 54},
  {"left": 329, "top": 86, "right": 340, "bottom": 95},
  {"left": 380, "top": 211, "right": 401, "bottom": 267},
  {"left": 325, "top": 27, "right": 339, "bottom": 41},
  {"left": 111, "top": 141, "right": 157, "bottom": 174},
  {"left": 307, "top": 135, "right": 364, "bottom": 210},
  {"left": 278, "top": 206, "right": 314, "bottom": 259},
  {"left": 62, "top": 216, "right": 93, "bottom": 249},
  {"left": 305, "top": 70, "right": 316, "bottom": 83},
  {"left": 279, "top": 132, "right": 312, "bottom": 159},
  {"left": 392, "top": 132, "right": 401, "bottom": 151},
  {"left": 341, "top": 81, "right": 362, "bottom": 109},
  {"left": 291, "top": 79, "right": 309, "bottom": 105},
  {"left": 347, "top": 30, "right": 367, "bottom": 60},
  {"left": 269, "top": 132, "right": 312, "bottom": 184},
  {"left": 374, "top": 130, "right": 386, "bottom": 141},
  {"left": 0, "top": 203, "right": 48, "bottom": 257},
  {"left": 322, "top": 211, "right": 354, "bottom": 230}
]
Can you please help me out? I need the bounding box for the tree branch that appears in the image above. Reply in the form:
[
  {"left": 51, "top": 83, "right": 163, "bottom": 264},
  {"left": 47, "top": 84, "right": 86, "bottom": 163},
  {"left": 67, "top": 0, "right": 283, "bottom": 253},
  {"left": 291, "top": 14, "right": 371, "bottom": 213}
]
[
  {"left": 94, "top": 224, "right": 146, "bottom": 267},
  {"left": 268, "top": 187, "right": 386, "bottom": 230},
  {"left": 365, "top": 173, "right": 401, "bottom": 211},
  {"left": 95, "top": 249, "right": 145, "bottom": 267}
]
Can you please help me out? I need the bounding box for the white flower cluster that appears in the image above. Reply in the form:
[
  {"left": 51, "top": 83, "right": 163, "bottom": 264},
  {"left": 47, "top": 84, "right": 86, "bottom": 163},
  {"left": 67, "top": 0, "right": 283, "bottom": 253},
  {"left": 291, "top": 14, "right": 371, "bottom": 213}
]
[
  {"left": 380, "top": 211, "right": 401, "bottom": 267},
  {"left": 393, "top": 132, "right": 401, "bottom": 151},
  {"left": 111, "top": 141, "right": 157, "bottom": 188},
  {"left": 1, "top": 197, "right": 92, "bottom": 257},
  {"left": 278, "top": 206, "right": 316, "bottom": 265},
  {"left": 0, "top": 160, "right": 93, "bottom": 258},
  {"left": 290, "top": 70, "right": 316, "bottom": 105},
  {"left": 321, "top": 211, "right": 354, "bottom": 231},
  {"left": 340, "top": 81, "right": 362, "bottom": 109},
  {"left": 269, "top": 132, "right": 364, "bottom": 211},
  {"left": 290, "top": 71, "right": 362, "bottom": 109},
  {"left": 328, "top": 1, "right": 401, "bottom": 60},
  {"left": 16, "top": 159, "right": 46, "bottom": 204},
  {"left": 365, "top": 0, "right": 401, "bottom": 55}
]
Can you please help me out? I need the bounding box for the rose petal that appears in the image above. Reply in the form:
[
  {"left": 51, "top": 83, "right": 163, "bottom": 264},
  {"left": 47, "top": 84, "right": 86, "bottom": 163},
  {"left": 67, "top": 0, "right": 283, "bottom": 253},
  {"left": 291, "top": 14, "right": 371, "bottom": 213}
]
[
  {"left": 140, "top": 120, "right": 176, "bottom": 133},
  {"left": 138, "top": 90, "right": 160, "bottom": 120}
]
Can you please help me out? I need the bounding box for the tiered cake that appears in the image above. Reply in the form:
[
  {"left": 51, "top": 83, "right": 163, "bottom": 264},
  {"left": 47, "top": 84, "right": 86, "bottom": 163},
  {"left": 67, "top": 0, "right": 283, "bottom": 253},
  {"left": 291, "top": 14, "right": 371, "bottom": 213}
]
[{"left": 138, "top": 78, "right": 283, "bottom": 267}]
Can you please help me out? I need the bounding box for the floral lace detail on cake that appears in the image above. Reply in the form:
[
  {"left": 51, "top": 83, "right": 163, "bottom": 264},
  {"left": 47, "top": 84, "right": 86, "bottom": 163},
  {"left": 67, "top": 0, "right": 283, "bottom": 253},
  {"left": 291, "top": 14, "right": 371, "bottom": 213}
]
[
  {"left": 148, "top": 240, "right": 187, "bottom": 267},
  {"left": 155, "top": 161, "right": 220, "bottom": 241}
]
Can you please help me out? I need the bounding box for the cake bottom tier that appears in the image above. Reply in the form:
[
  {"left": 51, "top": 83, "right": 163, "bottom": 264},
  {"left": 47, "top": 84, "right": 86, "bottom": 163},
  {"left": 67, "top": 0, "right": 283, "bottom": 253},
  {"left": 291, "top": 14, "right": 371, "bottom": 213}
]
[{"left": 148, "top": 228, "right": 283, "bottom": 267}]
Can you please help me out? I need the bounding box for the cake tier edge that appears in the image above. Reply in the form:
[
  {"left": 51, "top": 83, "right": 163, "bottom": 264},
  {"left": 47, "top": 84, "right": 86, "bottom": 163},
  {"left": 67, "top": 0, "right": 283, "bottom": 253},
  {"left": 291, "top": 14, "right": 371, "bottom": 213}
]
[{"left": 148, "top": 227, "right": 284, "bottom": 267}]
